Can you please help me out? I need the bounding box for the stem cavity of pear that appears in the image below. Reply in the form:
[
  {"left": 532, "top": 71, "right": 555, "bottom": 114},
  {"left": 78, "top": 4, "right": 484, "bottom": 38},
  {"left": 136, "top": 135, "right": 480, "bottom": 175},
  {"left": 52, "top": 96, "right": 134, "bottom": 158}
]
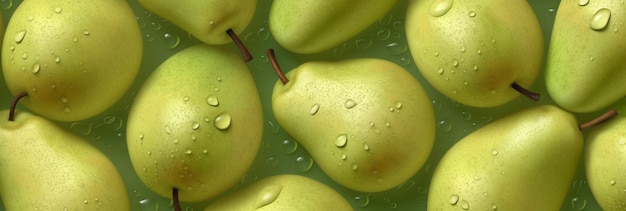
[
  {"left": 172, "top": 187, "right": 182, "bottom": 211},
  {"left": 8, "top": 91, "right": 28, "bottom": 122},
  {"left": 226, "top": 29, "right": 253, "bottom": 62},
  {"left": 579, "top": 109, "right": 618, "bottom": 130},
  {"left": 266, "top": 49, "right": 289, "bottom": 84},
  {"left": 511, "top": 83, "right": 540, "bottom": 102}
]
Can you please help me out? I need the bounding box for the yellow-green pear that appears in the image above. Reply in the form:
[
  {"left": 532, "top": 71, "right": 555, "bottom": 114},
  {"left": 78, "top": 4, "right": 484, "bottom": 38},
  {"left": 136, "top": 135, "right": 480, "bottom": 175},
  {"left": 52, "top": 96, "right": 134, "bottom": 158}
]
[
  {"left": 585, "top": 116, "right": 626, "bottom": 210},
  {"left": 268, "top": 50, "right": 435, "bottom": 192},
  {"left": 138, "top": 0, "right": 256, "bottom": 61},
  {"left": 428, "top": 105, "right": 584, "bottom": 210},
  {"left": 204, "top": 174, "right": 353, "bottom": 210},
  {"left": 126, "top": 44, "right": 263, "bottom": 202},
  {"left": 406, "top": 0, "right": 544, "bottom": 107},
  {"left": 546, "top": 0, "right": 626, "bottom": 113},
  {"left": 269, "top": 0, "right": 398, "bottom": 54},
  {"left": 1, "top": 0, "right": 142, "bottom": 122},
  {"left": 0, "top": 110, "right": 129, "bottom": 210}
]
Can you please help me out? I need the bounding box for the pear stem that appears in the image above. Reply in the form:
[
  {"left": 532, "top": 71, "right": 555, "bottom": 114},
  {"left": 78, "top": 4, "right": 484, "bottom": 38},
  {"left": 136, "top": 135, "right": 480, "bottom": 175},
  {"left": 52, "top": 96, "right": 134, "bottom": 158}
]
[
  {"left": 172, "top": 187, "right": 182, "bottom": 211},
  {"left": 226, "top": 29, "right": 253, "bottom": 62},
  {"left": 266, "top": 49, "right": 289, "bottom": 84},
  {"left": 9, "top": 91, "right": 28, "bottom": 122},
  {"left": 579, "top": 109, "right": 618, "bottom": 130},
  {"left": 511, "top": 82, "right": 540, "bottom": 102}
]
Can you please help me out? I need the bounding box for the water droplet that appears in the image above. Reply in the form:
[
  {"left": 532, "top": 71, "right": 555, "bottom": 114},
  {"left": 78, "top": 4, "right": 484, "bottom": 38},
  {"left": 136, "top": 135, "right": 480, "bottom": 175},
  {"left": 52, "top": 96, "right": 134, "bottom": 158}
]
[
  {"left": 385, "top": 42, "right": 408, "bottom": 55},
  {"left": 191, "top": 122, "right": 200, "bottom": 130},
  {"left": 173, "top": 139, "right": 180, "bottom": 144},
  {"left": 214, "top": 113, "right": 231, "bottom": 130},
  {"left": 578, "top": 0, "right": 589, "bottom": 6},
  {"left": 571, "top": 197, "right": 587, "bottom": 210},
  {"left": 434, "top": 51, "right": 440, "bottom": 57},
  {"left": 21, "top": 53, "right": 28, "bottom": 59},
  {"left": 491, "top": 149, "right": 499, "bottom": 156},
  {"left": 31, "top": 63, "right": 40, "bottom": 74},
  {"left": 341, "top": 153, "right": 347, "bottom": 160},
  {"left": 449, "top": 194, "right": 459, "bottom": 205},
  {"left": 164, "top": 126, "right": 172, "bottom": 134},
  {"left": 351, "top": 163, "right": 359, "bottom": 171},
  {"left": 460, "top": 45, "right": 466, "bottom": 52},
  {"left": 618, "top": 138, "right": 626, "bottom": 146},
  {"left": 469, "top": 11, "right": 477, "bottom": 18},
  {"left": 590, "top": 8, "right": 611, "bottom": 31},
  {"left": 335, "top": 134, "right": 348, "bottom": 148},
  {"left": 491, "top": 204, "right": 498, "bottom": 210},
  {"left": 183, "top": 96, "right": 190, "bottom": 102},
  {"left": 55, "top": 56, "right": 61, "bottom": 63},
  {"left": 255, "top": 184, "right": 283, "bottom": 209},
  {"left": 437, "top": 119, "right": 452, "bottom": 132},
  {"left": 460, "top": 200, "right": 470, "bottom": 210},
  {"left": 355, "top": 39, "right": 373, "bottom": 50},
  {"left": 164, "top": 33, "right": 180, "bottom": 49},
  {"left": 354, "top": 196, "right": 370, "bottom": 208},
  {"left": 430, "top": 0, "right": 454, "bottom": 17},
  {"left": 202, "top": 149, "right": 209, "bottom": 154},
  {"left": 15, "top": 30, "right": 26, "bottom": 43},
  {"left": 452, "top": 59, "right": 459, "bottom": 67},
  {"left": 395, "top": 102, "right": 403, "bottom": 109},
  {"left": 310, "top": 103, "right": 320, "bottom": 115},
  {"left": 363, "top": 142, "right": 370, "bottom": 151},
  {"left": 473, "top": 65, "right": 479, "bottom": 71},
  {"left": 60, "top": 96, "right": 68, "bottom": 103},
  {"left": 265, "top": 156, "right": 279, "bottom": 166},
  {"left": 345, "top": 99, "right": 357, "bottom": 109},
  {"left": 438, "top": 67, "right": 445, "bottom": 74},
  {"left": 82, "top": 30, "right": 90, "bottom": 35},
  {"left": 185, "top": 149, "right": 192, "bottom": 155},
  {"left": 27, "top": 15, "right": 34, "bottom": 22},
  {"left": 610, "top": 179, "right": 617, "bottom": 185},
  {"left": 280, "top": 139, "right": 298, "bottom": 154},
  {"left": 206, "top": 95, "right": 219, "bottom": 106},
  {"left": 63, "top": 106, "right": 71, "bottom": 113},
  {"left": 54, "top": 7, "right": 63, "bottom": 14},
  {"left": 377, "top": 29, "right": 392, "bottom": 40},
  {"left": 294, "top": 155, "right": 313, "bottom": 172}
]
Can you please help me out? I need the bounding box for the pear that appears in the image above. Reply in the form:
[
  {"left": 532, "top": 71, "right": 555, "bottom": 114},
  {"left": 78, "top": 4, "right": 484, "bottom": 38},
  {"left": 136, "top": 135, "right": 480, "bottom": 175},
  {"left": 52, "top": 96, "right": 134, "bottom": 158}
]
[
  {"left": 204, "top": 174, "right": 353, "bottom": 210},
  {"left": 545, "top": 0, "right": 626, "bottom": 113},
  {"left": 428, "top": 105, "right": 616, "bottom": 210},
  {"left": 138, "top": 0, "right": 256, "bottom": 61},
  {"left": 1, "top": 0, "right": 142, "bottom": 122},
  {"left": 126, "top": 44, "right": 263, "bottom": 202},
  {"left": 0, "top": 109, "right": 130, "bottom": 210},
  {"left": 585, "top": 116, "right": 626, "bottom": 210},
  {"left": 405, "top": 0, "right": 544, "bottom": 107},
  {"left": 269, "top": 0, "right": 398, "bottom": 54},
  {"left": 268, "top": 50, "right": 435, "bottom": 192}
]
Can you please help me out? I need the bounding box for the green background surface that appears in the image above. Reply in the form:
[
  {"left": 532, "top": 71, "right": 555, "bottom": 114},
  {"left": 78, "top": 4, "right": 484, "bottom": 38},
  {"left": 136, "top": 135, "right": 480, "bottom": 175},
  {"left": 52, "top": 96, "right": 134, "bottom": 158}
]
[{"left": 0, "top": 0, "right": 621, "bottom": 210}]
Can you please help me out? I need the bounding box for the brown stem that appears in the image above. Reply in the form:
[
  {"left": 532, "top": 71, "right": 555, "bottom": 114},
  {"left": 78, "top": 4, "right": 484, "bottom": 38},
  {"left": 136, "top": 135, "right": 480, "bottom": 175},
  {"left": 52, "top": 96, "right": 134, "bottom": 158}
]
[
  {"left": 266, "top": 49, "right": 289, "bottom": 84},
  {"left": 511, "top": 82, "right": 540, "bottom": 102},
  {"left": 9, "top": 91, "right": 28, "bottom": 121},
  {"left": 226, "top": 29, "right": 253, "bottom": 62},
  {"left": 172, "top": 187, "right": 182, "bottom": 211},
  {"left": 579, "top": 109, "right": 618, "bottom": 130}
]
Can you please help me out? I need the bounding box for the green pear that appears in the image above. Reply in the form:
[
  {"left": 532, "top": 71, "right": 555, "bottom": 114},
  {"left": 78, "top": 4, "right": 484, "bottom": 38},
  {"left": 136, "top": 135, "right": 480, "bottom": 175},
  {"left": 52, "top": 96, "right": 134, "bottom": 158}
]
[
  {"left": 585, "top": 116, "right": 626, "bottom": 210},
  {"left": 204, "top": 174, "right": 353, "bottom": 210},
  {"left": 428, "top": 105, "right": 583, "bottom": 210},
  {"left": 126, "top": 44, "right": 263, "bottom": 202},
  {"left": 0, "top": 110, "right": 129, "bottom": 210},
  {"left": 269, "top": 0, "right": 398, "bottom": 54},
  {"left": 269, "top": 50, "right": 435, "bottom": 192},
  {"left": 406, "top": 0, "right": 544, "bottom": 107},
  {"left": 1, "top": 0, "right": 142, "bottom": 122},
  {"left": 546, "top": 0, "right": 626, "bottom": 113},
  {"left": 138, "top": 0, "right": 256, "bottom": 61}
]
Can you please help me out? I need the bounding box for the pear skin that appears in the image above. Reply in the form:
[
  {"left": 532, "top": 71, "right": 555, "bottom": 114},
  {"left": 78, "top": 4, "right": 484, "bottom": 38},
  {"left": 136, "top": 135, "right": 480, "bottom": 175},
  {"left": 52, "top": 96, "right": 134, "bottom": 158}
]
[
  {"left": 406, "top": 0, "right": 544, "bottom": 107},
  {"left": 585, "top": 116, "right": 626, "bottom": 210},
  {"left": 546, "top": 0, "right": 626, "bottom": 113},
  {"left": 126, "top": 44, "right": 263, "bottom": 202},
  {"left": 428, "top": 105, "right": 582, "bottom": 210},
  {"left": 269, "top": 0, "right": 397, "bottom": 54},
  {"left": 138, "top": 0, "right": 257, "bottom": 45},
  {"left": 204, "top": 175, "right": 353, "bottom": 211},
  {"left": 1, "top": 0, "right": 142, "bottom": 121},
  {"left": 271, "top": 58, "right": 435, "bottom": 192},
  {"left": 0, "top": 110, "right": 130, "bottom": 210}
]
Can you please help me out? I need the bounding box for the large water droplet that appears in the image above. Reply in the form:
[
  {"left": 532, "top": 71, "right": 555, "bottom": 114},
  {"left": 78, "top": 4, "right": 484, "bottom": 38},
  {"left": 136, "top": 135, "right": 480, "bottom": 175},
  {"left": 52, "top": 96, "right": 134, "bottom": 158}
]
[
  {"left": 430, "top": 0, "right": 454, "bottom": 17},
  {"left": 15, "top": 30, "right": 26, "bottom": 43},
  {"left": 571, "top": 197, "right": 587, "bottom": 210},
  {"left": 294, "top": 155, "right": 313, "bottom": 172},
  {"left": 310, "top": 103, "right": 320, "bottom": 115},
  {"left": 385, "top": 42, "right": 408, "bottom": 55},
  {"left": 578, "top": 0, "right": 589, "bottom": 6},
  {"left": 449, "top": 194, "right": 459, "bottom": 205},
  {"left": 255, "top": 184, "right": 283, "bottom": 209},
  {"left": 590, "top": 8, "right": 611, "bottom": 31},
  {"left": 164, "top": 33, "right": 180, "bottom": 49},
  {"left": 280, "top": 139, "right": 298, "bottom": 154},
  {"left": 335, "top": 134, "right": 348, "bottom": 148},
  {"left": 206, "top": 96, "right": 219, "bottom": 106},
  {"left": 214, "top": 113, "right": 231, "bottom": 130}
]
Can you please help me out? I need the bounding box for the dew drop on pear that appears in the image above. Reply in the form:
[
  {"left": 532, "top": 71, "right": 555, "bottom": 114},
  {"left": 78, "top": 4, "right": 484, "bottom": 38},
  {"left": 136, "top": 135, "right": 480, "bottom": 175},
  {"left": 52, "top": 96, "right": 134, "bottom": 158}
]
[
  {"left": 310, "top": 103, "right": 320, "bottom": 115},
  {"left": 336, "top": 134, "right": 348, "bottom": 148},
  {"left": 430, "top": 0, "right": 454, "bottom": 17},
  {"left": 15, "top": 30, "right": 26, "bottom": 43},
  {"left": 255, "top": 184, "right": 283, "bottom": 209},
  {"left": 214, "top": 113, "right": 231, "bottom": 130},
  {"left": 590, "top": 8, "right": 611, "bottom": 31},
  {"left": 449, "top": 194, "right": 460, "bottom": 205},
  {"left": 578, "top": 0, "right": 589, "bottom": 6},
  {"left": 344, "top": 99, "right": 356, "bottom": 109},
  {"left": 206, "top": 95, "right": 219, "bottom": 106}
]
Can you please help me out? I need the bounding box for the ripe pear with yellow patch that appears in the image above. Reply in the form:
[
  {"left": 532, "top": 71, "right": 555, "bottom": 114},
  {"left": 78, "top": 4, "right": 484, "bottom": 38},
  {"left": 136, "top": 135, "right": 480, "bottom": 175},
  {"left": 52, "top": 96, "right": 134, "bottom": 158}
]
[
  {"left": 0, "top": 110, "right": 129, "bottom": 210},
  {"left": 406, "top": 0, "right": 544, "bottom": 107},
  {"left": 126, "top": 44, "right": 263, "bottom": 202},
  {"left": 546, "top": 0, "right": 626, "bottom": 113},
  {"left": 268, "top": 50, "right": 435, "bottom": 192},
  {"left": 2, "top": 0, "right": 142, "bottom": 121},
  {"left": 204, "top": 175, "right": 353, "bottom": 210}
]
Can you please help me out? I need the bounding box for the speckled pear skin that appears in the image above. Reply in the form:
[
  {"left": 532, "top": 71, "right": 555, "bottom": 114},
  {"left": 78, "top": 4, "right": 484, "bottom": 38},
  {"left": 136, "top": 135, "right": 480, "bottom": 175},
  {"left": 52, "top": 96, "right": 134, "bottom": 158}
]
[
  {"left": 272, "top": 58, "right": 435, "bottom": 192},
  {"left": 126, "top": 44, "right": 263, "bottom": 202},
  {"left": 204, "top": 175, "right": 353, "bottom": 211},
  {"left": 0, "top": 110, "right": 130, "bottom": 211},
  {"left": 428, "top": 105, "right": 582, "bottom": 210},
  {"left": 546, "top": 0, "right": 626, "bottom": 113},
  {"left": 269, "top": 0, "right": 398, "bottom": 54}
]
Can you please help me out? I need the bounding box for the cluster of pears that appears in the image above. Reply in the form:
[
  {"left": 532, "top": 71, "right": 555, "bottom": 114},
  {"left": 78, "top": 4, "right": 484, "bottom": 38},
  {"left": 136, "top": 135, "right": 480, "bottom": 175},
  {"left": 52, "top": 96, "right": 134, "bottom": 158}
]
[{"left": 0, "top": 0, "right": 142, "bottom": 209}]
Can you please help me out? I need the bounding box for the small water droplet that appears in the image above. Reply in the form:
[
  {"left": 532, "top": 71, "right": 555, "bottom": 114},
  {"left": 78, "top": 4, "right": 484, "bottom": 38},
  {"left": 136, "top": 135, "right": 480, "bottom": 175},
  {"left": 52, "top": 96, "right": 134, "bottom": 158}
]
[
  {"left": 21, "top": 53, "right": 28, "bottom": 59},
  {"left": 437, "top": 120, "right": 452, "bottom": 132},
  {"left": 185, "top": 149, "right": 192, "bottom": 155},
  {"left": 354, "top": 196, "right": 370, "bottom": 208},
  {"left": 355, "top": 39, "right": 373, "bottom": 50},
  {"left": 295, "top": 155, "right": 313, "bottom": 172},
  {"left": 610, "top": 179, "right": 617, "bottom": 185},
  {"left": 165, "top": 126, "right": 172, "bottom": 134},
  {"left": 202, "top": 149, "right": 209, "bottom": 154},
  {"left": 385, "top": 42, "right": 408, "bottom": 55},
  {"left": 265, "top": 156, "right": 279, "bottom": 166},
  {"left": 55, "top": 56, "right": 61, "bottom": 63},
  {"left": 191, "top": 122, "right": 200, "bottom": 130},
  {"left": 395, "top": 102, "right": 403, "bottom": 109},
  {"left": 351, "top": 163, "right": 359, "bottom": 171},
  {"left": 469, "top": 11, "right": 476, "bottom": 18},
  {"left": 173, "top": 139, "right": 180, "bottom": 144},
  {"left": 438, "top": 67, "right": 445, "bottom": 74},
  {"left": 63, "top": 106, "right": 71, "bottom": 113},
  {"left": 491, "top": 204, "right": 498, "bottom": 210},
  {"left": 214, "top": 113, "right": 231, "bottom": 130},
  {"left": 452, "top": 59, "right": 459, "bottom": 67},
  {"left": 473, "top": 65, "right": 479, "bottom": 71},
  {"left": 31, "top": 63, "right": 40, "bottom": 74},
  {"left": 345, "top": 99, "right": 357, "bottom": 109},
  {"left": 578, "top": 0, "right": 589, "bottom": 6},
  {"left": 280, "top": 139, "right": 298, "bottom": 154},
  {"left": 430, "top": 0, "right": 454, "bottom": 17},
  {"left": 60, "top": 96, "right": 68, "bottom": 103},
  {"left": 310, "top": 103, "right": 320, "bottom": 115},
  {"left": 82, "top": 30, "right": 90, "bottom": 35},
  {"left": 206, "top": 95, "right": 219, "bottom": 106},
  {"left": 27, "top": 15, "right": 34, "bottom": 22},
  {"left": 335, "top": 134, "right": 348, "bottom": 148},
  {"left": 590, "top": 8, "right": 611, "bottom": 31},
  {"left": 255, "top": 184, "right": 283, "bottom": 208},
  {"left": 618, "top": 139, "right": 626, "bottom": 146},
  {"left": 164, "top": 33, "right": 180, "bottom": 49},
  {"left": 183, "top": 96, "right": 190, "bottom": 102},
  {"left": 377, "top": 29, "right": 392, "bottom": 40},
  {"left": 434, "top": 51, "right": 440, "bottom": 57},
  {"left": 460, "top": 200, "right": 470, "bottom": 210},
  {"left": 449, "top": 194, "right": 459, "bottom": 205},
  {"left": 491, "top": 149, "right": 499, "bottom": 156},
  {"left": 54, "top": 7, "right": 63, "bottom": 14},
  {"left": 15, "top": 30, "right": 26, "bottom": 43},
  {"left": 571, "top": 197, "right": 587, "bottom": 210},
  {"left": 363, "top": 142, "right": 370, "bottom": 151},
  {"left": 341, "top": 153, "right": 347, "bottom": 160}
]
